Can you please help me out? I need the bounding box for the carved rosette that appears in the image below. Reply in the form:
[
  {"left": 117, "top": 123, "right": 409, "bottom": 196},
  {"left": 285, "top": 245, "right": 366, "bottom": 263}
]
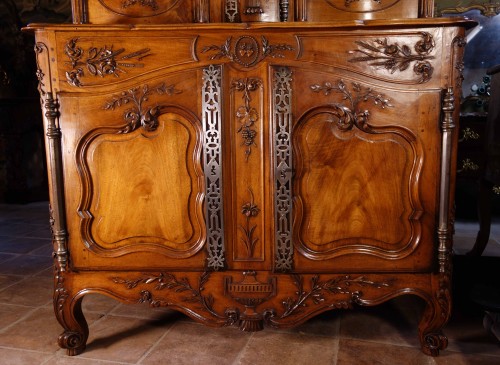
[
  {"left": 231, "top": 78, "right": 262, "bottom": 160},
  {"left": 64, "top": 38, "right": 152, "bottom": 87},
  {"left": 273, "top": 67, "right": 294, "bottom": 272},
  {"left": 348, "top": 32, "right": 435, "bottom": 83},
  {"left": 103, "top": 82, "right": 181, "bottom": 134},
  {"left": 203, "top": 65, "right": 226, "bottom": 270},
  {"left": 202, "top": 36, "right": 294, "bottom": 67},
  {"left": 310, "top": 79, "right": 392, "bottom": 132}
]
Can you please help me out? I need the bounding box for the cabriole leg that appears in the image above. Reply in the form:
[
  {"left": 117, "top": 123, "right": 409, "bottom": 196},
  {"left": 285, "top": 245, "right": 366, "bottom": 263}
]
[{"left": 54, "top": 271, "right": 89, "bottom": 356}]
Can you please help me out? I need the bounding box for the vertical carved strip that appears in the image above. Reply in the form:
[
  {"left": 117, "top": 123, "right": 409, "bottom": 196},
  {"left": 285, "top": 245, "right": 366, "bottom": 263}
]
[
  {"left": 279, "top": 0, "right": 289, "bottom": 21},
  {"left": 438, "top": 87, "right": 454, "bottom": 274},
  {"left": 202, "top": 65, "right": 226, "bottom": 270},
  {"left": 295, "top": 0, "right": 307, "bottom": 21},
  {"left": 35, "top": 43, "right": 68, "bottom": 272},
  {"left": 195, "top": 0, "right": 210, "bottom": 22},
  {"left": 420, "top": 0, "right": 435, "bottom": 17},
  {"left": 273, "top": 67, "right": 293, "bottom": 272}
]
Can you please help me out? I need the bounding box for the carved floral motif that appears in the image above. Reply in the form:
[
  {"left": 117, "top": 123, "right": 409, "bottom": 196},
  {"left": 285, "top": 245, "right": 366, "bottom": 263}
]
[
  {"left": 64, "top": 38, "right": 152, "bottom": 87},
  {"left": 202, "top": 36, "right": 294, "bottom": 67},
  {"left": 348, "top": 32, "right": 435, "bottom": 83},
  {"left": 122, "top": 0, "right": 159, "bottom": 10},
  {"left": 231, "top": 78, "right": 262, "bottom": 160},
  {"left": 310, "top": 79, "right": 392, "bottom": 132},
  {"left": 103, "top": 82, "right": 181, "bottom": 133},
  {"left": 238, "top": 188, "right": 260, "bottom": 258},
  {"left": 279, "top": 274, "right": 390, "bottom": 318}
]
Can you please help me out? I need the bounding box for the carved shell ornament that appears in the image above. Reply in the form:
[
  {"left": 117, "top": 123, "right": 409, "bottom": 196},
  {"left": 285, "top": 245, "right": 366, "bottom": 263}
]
[{"left": 348, "top": 32, "right": 435, "bottom": 83}]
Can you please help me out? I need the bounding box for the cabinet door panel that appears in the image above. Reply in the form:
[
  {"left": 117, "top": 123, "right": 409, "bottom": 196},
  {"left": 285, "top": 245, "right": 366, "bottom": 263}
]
[
  {"left": 293, "top": 113, "right": 414, "bottom": 253},
  {"left": 272, "top": 66, "right": 437, "bottom": 273},
  {"left": 85, "top": 113, "right": 204, "bottom": 254}
]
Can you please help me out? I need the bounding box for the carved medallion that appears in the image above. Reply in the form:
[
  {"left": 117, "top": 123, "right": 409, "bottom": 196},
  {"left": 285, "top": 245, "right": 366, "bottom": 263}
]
[
  {"left": 64, "top": 38, "right": 152, "bottom": 87},
  {"left": 310, "top": 79, "right": 392, "bottom": 132},
  {"left": 103, "top": 82, "right": 181, "bottom": 133},
  {"left": 202, "top": 36, "right": 294, "bottom": 67},
  {"left": 348, "top": 32, "right": 435, "bottom": 83}
]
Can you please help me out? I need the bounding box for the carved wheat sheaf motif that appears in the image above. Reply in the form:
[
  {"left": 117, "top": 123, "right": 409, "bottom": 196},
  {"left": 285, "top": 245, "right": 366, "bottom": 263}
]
[
  {"left": 310, "top": 79, "right": 392, "bottom": 131},
  {"left": 122, "top": 0, "right": 159, "bottom": 10},
  {"left": 64, "top": 38, "right": 152, "bottom": 87},
  {"left": 103, "top": 82, "right": 181, "bottom": 133},
  {"left": 348, "top": 32, "right": 435, "bottom": 83}
]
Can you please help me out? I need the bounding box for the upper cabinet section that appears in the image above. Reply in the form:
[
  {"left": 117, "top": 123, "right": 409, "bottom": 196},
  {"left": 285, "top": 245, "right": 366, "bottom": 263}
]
[{"left": 70, "top": 0, "right": 435, "bottom": 24}]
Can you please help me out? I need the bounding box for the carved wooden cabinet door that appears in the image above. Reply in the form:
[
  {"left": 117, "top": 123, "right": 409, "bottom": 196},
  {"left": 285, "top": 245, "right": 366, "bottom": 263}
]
[{"left": 41, "top": 33, "right": 215, "bottom": 271}]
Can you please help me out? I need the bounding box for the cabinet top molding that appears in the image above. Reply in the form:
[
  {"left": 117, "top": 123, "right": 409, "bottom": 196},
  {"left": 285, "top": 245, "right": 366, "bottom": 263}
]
[{"left": 24, "top": 17, "right": 476, "bottom": 32}]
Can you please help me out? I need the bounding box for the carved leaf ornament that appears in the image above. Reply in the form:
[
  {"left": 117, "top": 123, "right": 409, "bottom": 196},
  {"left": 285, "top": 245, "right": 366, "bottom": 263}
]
[
  {"left": 348, "top": 32, "right": 435, "bottom": 83},
  {"left": 310, "top": 79, "right": 392, "bottom": 131},
  {"left": 103, "top": 82, "right": 181, "bottom": 133}
]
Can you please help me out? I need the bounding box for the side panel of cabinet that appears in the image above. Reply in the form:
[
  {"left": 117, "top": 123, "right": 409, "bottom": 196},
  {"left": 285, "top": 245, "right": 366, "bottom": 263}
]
[{"left": 60, "top": 69, "right": 209, "bottom": 270}]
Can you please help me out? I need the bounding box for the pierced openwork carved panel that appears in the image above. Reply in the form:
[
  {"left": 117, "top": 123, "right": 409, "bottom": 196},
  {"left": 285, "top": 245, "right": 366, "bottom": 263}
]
[
  {"left": 202, "top": 65, "right": 226, "bottom": 270},
  {"left": 348, "top": 32, "right": 435, "bottom": 83},
  {"left": 201, "top": 36, "right": 294, "bottom": 67},
  {"left": 273, "top": 67, "right": 294, "bottom": 272}
]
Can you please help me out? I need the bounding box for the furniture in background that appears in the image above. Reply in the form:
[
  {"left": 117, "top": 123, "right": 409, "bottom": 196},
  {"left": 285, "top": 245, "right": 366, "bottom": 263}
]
[
  {"left": 27, "top": 0, "right": 473, "bottom": 357},
  {"left": 438, "top": 2, "right": 500, "bottom": 255}
]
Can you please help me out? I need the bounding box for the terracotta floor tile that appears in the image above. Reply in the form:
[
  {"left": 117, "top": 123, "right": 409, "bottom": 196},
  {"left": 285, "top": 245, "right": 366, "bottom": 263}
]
[
  {"left": 110, "top": 302, "right": 180, "bottom": 321},
  {"left": 0, "top": 303, "right": 36, "bottom": 329},
  {"left": 0, "top": 307, "right": 100, "bottom": 353},
  {"left": 44, "top": 353, "right": 131, "bottom": 364},
  {"left": 0, "top": 275, "right": 53, "bottom": 306},
  {"left": 339, "top": 300, "right": 421, "bottom": 348},
  {"left": 0, "top": 274, "right": 24, "bottom": 292},
  {"left": 444, "top": 313, "right": 500, "bottom": 357},
  {"left": 433, "top": 351, "right": 500, "bottom": 365},
  {"left": 0, "top": 348, "right": 53, "bottom": 365},
  {"left": 79, "top": 315, "right": 168, "bottom": 363},
  {"left": 237, "top": 330, "right": 338, "bottom": 365},
  {"left": 275, "top": 309, "right": 341, "bottom": 338},
  {"left": 141, "top": 321, "right": 249, "bottom": 365},
  {"left": 81, "top": 293, "right": 121, "bottom": 315},
  {"left": 0, "top": 237, "right": 51, "bottom": 254},
  {"left": 0, "top": 255, "right": 52, "bottom": 276},
  {"left": 0, "top": 252, "right": 17, "bottom": 263},
  {"left": 336, "top": 338, "right": 433, "bottom": 365}
]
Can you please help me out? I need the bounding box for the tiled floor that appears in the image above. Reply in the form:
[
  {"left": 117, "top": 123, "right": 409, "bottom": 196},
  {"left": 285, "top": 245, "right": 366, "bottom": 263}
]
[{"left": 1, "top": 202, "right": 500, "bottom": 364}]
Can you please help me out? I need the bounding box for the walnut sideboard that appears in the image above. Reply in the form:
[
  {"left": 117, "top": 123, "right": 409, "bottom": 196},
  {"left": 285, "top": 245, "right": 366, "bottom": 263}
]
[{"left": 27, "top": 18, "right": 473, "bottom": 356}]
